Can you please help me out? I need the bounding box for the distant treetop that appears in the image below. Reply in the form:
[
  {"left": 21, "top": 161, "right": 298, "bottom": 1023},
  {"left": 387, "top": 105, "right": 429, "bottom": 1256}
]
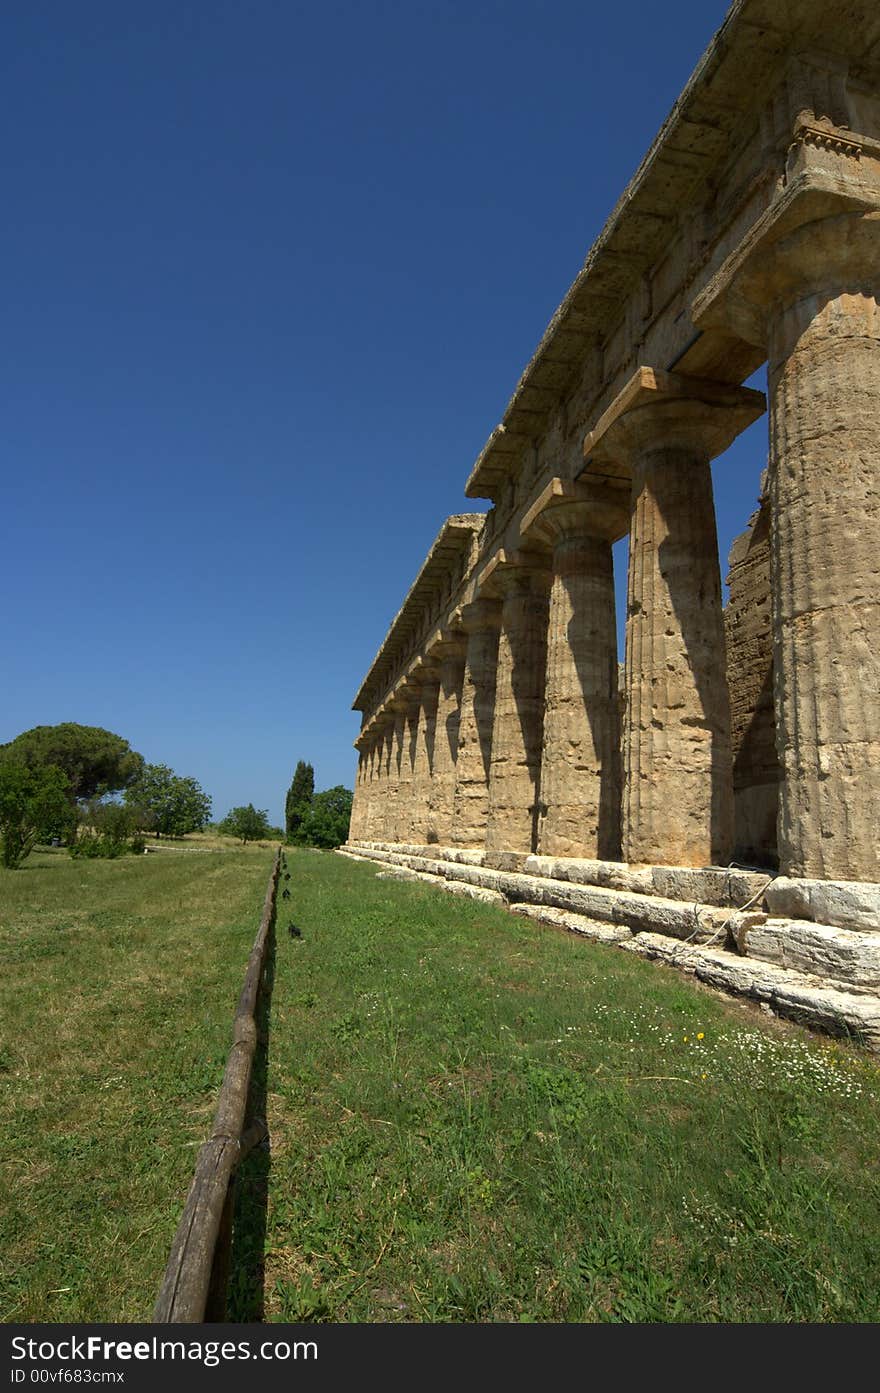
[{"left": 0, "top": 723, "right": 144, "bottom": 802}]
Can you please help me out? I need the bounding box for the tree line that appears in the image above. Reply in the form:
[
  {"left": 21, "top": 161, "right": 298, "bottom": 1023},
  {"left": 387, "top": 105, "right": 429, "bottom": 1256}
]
[
  {"left": 0, "top": 724, "right": 215, "bottom": 866},
  {"left": 0, "top": 726, "right": 353, "bottom": 867}
]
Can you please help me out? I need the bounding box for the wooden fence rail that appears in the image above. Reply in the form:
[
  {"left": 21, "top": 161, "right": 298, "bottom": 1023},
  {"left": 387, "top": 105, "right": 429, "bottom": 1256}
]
[{"left": 153, "top": 845, "right": 282, "bottom": 1323}]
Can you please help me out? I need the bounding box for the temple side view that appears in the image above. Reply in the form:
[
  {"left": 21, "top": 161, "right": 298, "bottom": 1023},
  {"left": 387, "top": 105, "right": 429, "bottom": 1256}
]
[{"left": 343, "top": 0, "right": 880, "bottom": 1047}]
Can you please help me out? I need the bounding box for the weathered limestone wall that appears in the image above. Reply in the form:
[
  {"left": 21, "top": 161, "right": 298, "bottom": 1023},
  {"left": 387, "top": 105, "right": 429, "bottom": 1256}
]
[{"left": 724, "top": 482, "right": 780, "bottom": 868}]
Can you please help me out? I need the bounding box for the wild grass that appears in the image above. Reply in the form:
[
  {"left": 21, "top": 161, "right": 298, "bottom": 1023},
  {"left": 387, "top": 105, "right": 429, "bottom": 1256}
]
[
  {"left": 0, "top": 845, "right": 273, "bottom": 1321},
  {"left": 255, "top": 850, "right": 880, "bottom": 1323},
  {"left": 3, "top": 844, "right": 879, "bottom": 1323}
]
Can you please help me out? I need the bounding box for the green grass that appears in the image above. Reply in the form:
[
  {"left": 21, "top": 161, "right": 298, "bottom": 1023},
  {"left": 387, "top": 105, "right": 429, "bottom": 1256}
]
[
  {"left": 0, "top": 845, "right": 274, "bottom": 1321},
  {"left": 3, "top": 845, "right": 879, "bottom": 1323},
  {"left": 253, "top": 850, "right": 880, "bottom": 1323}
]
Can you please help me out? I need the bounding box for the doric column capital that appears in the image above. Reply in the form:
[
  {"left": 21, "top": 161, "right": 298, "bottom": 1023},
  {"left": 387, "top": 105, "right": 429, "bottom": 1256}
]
[
  {"left": 693, "top": 184, "right": 880, "bottom": 349},
  {"left": 427, "top": 633, "right": 468, "bottom": 666},
  {"left": 425, "top": 618, "right": 468, "bottom": 666},
  {"left": 476, "top": 548, "right": 553, "bottom": 602},
  {"left": 520, "top": 477, "right": 630, "bottom": 548},
  {"left": 583, "top": 367, "right": 765, "bottom": 470},
  {"left": 459, "top": 597, "right": 502, "bottom": 634},
  {"left": 408, "top": 656, "right": 442, "bottom": 693}
]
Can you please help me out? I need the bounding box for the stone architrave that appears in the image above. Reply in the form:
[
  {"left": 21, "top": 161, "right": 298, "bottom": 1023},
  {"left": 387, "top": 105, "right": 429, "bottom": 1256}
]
[
  {"left": 695, "top": 195, "right": 880, "bottom": 881},
  {"left": 520, "top": 479, "right": 630, "bottom": 860},
  {"left": 426, "top": 631, "right": 468, "bottom": 846},
  {"left": 584, "top": 368, "right": 765, "bottom": 868},
  {"left": 409, "top": 659, "right": 442, "bottom": 845},
  {"left": 483, "top": 551, "right": 553, "bottom": 855},
  {"left": 451, "top": 598, "right": 502, "bottom": 847}
]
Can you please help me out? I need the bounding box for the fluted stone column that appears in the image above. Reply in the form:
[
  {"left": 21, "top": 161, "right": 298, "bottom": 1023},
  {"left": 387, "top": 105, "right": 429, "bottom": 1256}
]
[
  {"left": 451, "top": 599, "right": 502, "bottom": 848},
  {"left": 350, "top": 744, "right": 367, "bottom": 841},
  {"left": 394, "top": 686, "right": 422, "bottom": 845},
  {"left": 521, "top": 480, "right": 629, "bottom": 859},
  {"left": 426, "top": 634, "right": 467, "bottom": 845},
  {"left": 360, "top": 734, "right": 378, "bottom": 841},
  {"left": 584, "top": 369, "right": 764, "bottom": 867},
  {"left": 695, "top": 202, "right": 880, "bottom": 881},
  {"left": 372, "top": 716, "right": 395, "bottom": 842},
  {"left": 484, "top": 552, "right": 552, "bottom": 855},
  {"left": 385, "top": 696, "right": 408, "bottom": 844},
  {"left": 409, "top": 661, "right": 441, "bottom": 844}
]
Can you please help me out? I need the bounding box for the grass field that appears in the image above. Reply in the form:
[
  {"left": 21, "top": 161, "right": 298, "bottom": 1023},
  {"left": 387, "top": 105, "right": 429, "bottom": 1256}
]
[
  {"left": 0, "top": 844, "right": 273, "bottom": 1321},
  {"left": 255, "top": 851, "right": 880, "bottom": 1323},
  {"left": 2, "top": 845, "right": 879, "bottom": 1323}
]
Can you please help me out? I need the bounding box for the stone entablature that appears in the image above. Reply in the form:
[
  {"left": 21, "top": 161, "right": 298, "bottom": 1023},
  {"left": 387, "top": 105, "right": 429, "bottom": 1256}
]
[{"left": 350, "top": 0, "right": 880, "bottom": 889}]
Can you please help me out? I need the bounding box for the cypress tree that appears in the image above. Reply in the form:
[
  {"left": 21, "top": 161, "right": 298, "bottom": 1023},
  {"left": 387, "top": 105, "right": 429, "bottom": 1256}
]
[{"left": 285, "top": 760, "right": 315, "bottom": 841}]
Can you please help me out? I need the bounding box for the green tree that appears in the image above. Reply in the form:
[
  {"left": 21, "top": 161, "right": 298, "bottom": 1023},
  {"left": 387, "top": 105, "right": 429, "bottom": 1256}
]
[
  {"left": 124, "top": 764, "right": 211, "bottom": 837},
  {"left": 0, "top": 762, "right": 72, "bottom": 868},
  {"left": 0, "top": 724, "right": 144, "bottom": 803},
  {"left": 295, "top": 786, "right": 352, "bottom": 849},
  {"left": 218, "top": 804, "right": 272, "bottom": 844},
  {"left": 71, "top": 799, "right": 143, "bottom": 858},
  {"left": 285, "top": 761, "right": 315, "bottom": 841}
]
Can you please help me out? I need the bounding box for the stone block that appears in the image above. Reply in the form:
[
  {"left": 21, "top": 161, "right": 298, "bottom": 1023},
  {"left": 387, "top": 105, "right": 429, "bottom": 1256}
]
[{"left": 764, "top": 877, "right": 880, "bottom": 931}]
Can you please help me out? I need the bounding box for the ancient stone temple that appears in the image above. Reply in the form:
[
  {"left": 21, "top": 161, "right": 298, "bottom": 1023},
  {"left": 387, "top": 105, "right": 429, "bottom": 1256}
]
[{"left": 343, "top": 0, "right": 880, "bottom": 1049}]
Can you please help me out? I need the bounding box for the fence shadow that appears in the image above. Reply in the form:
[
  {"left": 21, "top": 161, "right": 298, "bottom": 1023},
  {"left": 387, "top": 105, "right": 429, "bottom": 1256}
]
[{"left": 226, "top": 908, "right": 277, "bottom": 1320}]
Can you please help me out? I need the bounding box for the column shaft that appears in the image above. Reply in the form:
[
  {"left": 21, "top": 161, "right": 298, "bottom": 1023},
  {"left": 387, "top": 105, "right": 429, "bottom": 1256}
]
[
  {"left": 395, "top": 696, "right": 421, "bottom": 845},
  {"left": 428, "top": 640, "right": 467, "bottom": 846},
  {"left": 769, "top": 282, "right": 880, "bottom": 879},
  {"left": 451, "top": 601, "right": 502, "bottom": 848},
  {"left": 410, "top": 671, "right": 440, "bottom": 844},
  {"left": 623, "top": 448, "right": 733, "bottom": 865},
  {"left": 540, "top": 533, "right": 621, "bottom": 859},
  {"left": 486, "top": 563, "right": 551, "bottom": 854}
]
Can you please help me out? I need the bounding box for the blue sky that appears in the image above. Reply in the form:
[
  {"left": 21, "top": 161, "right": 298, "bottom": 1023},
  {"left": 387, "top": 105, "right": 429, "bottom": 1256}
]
[{"left": 3, "top": 0, "right": 766, "bottom": 826}]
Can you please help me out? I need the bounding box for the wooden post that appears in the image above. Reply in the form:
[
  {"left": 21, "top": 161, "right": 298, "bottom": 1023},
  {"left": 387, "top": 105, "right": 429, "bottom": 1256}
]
[{"left": 153, "top": 847, "right": 281, "bottom": 1323}]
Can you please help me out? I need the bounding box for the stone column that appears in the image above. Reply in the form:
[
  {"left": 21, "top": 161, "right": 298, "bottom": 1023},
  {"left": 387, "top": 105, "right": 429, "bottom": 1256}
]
[
  {"left": 484, "top": 552, "right": 553, "bottom": 855},
  {"left": 409, "top": 660, "right": 441, "bottom": 845},
  {"left": 384, "top": 695, "right": 408, "bottom": 844},
  {"left": 394, "top": 685, "right": 422, "bottom": 846},
  {"left": 584, "top": 369, "right": 764, "bottom": 867},
  {"left": 521, "top": 480, "right": 629, "bottom": 859},
  {"left": 426, "top": 633, "right": 468, "bottom": 846},
  {"left": 349, "top": 743, "right": 367, "bottom": 842},
  {"left": 765, "top": 216, "right": 879, "bottom": 879},
  {"left": 372, "top": 716, "right": 395, "bottom": 843},
  {"left": 451, "top": 598, "right": 502, "bottom": 848},
  {"left": 695, "top": 200, "right": 880, "bottom": 881},
  {"left": 360, "top": 733, "right": 377, "bottom": 842}
]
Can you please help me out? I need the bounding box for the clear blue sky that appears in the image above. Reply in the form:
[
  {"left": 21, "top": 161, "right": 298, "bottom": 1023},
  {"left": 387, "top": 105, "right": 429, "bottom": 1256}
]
[{"left": 3, "top": 0, "right": 766, "bottom": 826}]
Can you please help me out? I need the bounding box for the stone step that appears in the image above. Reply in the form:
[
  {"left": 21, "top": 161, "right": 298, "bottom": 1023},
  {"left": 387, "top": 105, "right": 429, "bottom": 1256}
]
[
  {"left": 348, "top": 840, "right": 770, "bottom": 908},
  {"left": 341, "top": 842, "right": 880, "bottom": 998},
  {"left": 506, "top": 904, "right": 880, "bottom": 1049}
]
